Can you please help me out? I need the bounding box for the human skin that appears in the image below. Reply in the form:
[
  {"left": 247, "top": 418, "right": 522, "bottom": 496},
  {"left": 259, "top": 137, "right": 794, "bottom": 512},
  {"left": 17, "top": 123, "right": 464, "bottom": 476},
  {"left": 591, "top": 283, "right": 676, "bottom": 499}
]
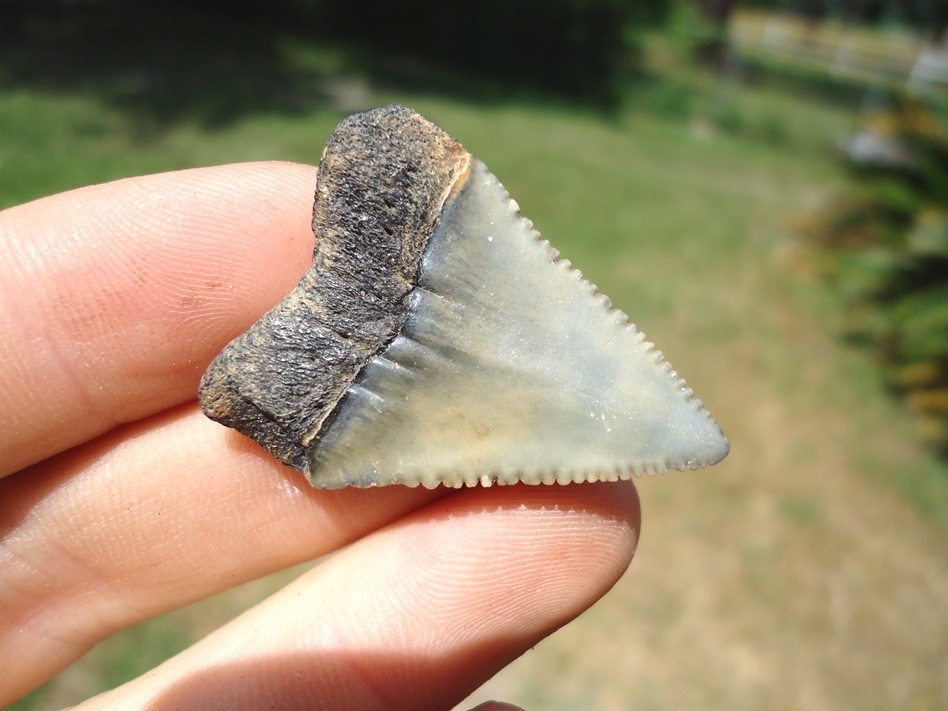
[{"left": 0, "top": 162, "right": 641, "bottom": 710}]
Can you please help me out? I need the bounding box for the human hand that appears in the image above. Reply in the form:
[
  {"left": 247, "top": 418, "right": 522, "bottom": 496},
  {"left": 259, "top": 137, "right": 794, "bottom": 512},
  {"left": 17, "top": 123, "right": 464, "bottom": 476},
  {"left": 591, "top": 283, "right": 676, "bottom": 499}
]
[{"left": 0, "top": 162, "right": 640, "bottom": 710}]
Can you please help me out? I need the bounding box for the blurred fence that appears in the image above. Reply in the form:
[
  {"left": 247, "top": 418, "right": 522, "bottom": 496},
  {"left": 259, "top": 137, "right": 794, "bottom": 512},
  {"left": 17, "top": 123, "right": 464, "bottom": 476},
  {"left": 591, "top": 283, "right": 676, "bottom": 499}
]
[
  {"left": 728, "top": 9, "right": 948, "bottom": 95},
  {"left": 737, "top": 9, "right": 948, "bottom": 456}
]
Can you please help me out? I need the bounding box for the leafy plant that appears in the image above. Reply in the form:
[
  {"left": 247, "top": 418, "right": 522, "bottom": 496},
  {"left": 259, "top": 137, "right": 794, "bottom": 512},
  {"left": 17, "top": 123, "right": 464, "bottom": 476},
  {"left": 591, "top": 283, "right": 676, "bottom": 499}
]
[{"left": 804, "top": 94, "right": 948, "bottom": 452}]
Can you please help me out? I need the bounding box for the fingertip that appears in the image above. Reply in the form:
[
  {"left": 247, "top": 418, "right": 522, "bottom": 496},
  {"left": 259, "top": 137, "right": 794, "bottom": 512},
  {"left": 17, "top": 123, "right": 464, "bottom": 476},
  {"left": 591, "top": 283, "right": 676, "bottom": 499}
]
[
  {"left": 467, "top": 702, "right": 527, "bottom": 711},
  {"left": 0, "top": 162, "right": 319, "bottom": 474}
]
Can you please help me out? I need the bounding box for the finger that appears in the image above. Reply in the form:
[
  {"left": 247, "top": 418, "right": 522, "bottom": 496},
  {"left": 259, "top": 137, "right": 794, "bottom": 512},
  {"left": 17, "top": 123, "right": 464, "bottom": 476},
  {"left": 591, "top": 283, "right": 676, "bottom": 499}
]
[
  {"left": 0, "top": 162, "right": 317, "bottom": 477},
  {"left": 76, "top": 481, "right": 640, "bottom": 711},
  {"left": 0, "top": 405, "right": 445, "bottom": 706}
]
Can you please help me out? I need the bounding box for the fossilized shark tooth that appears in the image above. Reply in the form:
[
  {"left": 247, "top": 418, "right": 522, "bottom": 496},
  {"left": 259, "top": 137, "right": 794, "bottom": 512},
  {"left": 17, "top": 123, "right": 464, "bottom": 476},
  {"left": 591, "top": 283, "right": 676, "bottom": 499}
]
[{"left": 199, "top": 105, "right": 728, "bottom": 488}]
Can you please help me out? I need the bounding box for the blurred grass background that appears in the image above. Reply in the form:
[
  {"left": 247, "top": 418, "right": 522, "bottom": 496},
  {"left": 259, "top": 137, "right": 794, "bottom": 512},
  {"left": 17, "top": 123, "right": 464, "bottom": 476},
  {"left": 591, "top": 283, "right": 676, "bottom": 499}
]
[{"left": 3, "top": 0, "right": 948, "bottom": 709}]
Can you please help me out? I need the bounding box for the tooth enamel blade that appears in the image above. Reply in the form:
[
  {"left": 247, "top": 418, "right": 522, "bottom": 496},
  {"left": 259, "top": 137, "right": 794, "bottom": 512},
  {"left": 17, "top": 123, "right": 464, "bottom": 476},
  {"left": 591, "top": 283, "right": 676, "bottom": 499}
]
[{"left": 307, "top": 159, "right": 728, "bottom": 488}]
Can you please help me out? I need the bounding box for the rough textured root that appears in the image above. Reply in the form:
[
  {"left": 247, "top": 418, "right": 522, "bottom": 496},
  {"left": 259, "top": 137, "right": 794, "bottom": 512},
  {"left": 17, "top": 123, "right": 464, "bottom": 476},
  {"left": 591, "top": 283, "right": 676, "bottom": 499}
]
[{"left": 199, "top": 105, "right": 471, "bottom": 473}]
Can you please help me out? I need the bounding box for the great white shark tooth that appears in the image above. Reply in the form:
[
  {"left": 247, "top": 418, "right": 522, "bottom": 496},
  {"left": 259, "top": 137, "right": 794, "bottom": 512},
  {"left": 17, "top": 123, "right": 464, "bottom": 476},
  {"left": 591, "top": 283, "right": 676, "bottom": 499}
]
[{"left": 199, "top": 105, "right": 729, "bottom": 488}]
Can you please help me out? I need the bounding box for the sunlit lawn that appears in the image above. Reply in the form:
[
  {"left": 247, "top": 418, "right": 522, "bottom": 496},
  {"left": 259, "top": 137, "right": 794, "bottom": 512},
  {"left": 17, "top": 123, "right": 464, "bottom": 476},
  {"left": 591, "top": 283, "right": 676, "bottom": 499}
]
[{"left": 4, "top": 24, "right": 948, "bottom": 711}]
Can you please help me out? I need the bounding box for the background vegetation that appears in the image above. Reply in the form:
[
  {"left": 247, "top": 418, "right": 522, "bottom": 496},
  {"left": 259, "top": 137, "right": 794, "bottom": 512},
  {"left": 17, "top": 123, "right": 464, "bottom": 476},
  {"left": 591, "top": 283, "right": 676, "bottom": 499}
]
[
  {"left": 799, "top": 95, "right": 948, "bottom": 454},
  {"left": 3, "top": 1, "right": 947, "bottom": 709}
]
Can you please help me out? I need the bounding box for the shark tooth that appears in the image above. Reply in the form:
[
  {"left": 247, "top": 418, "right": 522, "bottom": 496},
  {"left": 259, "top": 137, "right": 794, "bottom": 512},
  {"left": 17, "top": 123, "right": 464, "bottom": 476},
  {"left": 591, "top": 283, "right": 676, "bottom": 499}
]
[{"left": 199, "top": 105, "right": 728, "bottom": 488}]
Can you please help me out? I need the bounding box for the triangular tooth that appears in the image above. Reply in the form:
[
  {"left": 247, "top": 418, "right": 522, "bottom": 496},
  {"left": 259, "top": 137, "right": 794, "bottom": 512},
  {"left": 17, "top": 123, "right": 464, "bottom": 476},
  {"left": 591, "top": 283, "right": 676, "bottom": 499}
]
[{"left": 200, "top": 106, "right": 728, "bottom": 489}]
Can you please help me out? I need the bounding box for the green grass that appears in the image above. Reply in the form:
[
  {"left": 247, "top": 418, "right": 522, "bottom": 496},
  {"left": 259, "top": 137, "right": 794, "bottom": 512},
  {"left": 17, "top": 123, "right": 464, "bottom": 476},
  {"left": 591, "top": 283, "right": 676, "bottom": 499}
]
[{"left": 5, "top": 22, "right": 948, "bottom": 711}]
